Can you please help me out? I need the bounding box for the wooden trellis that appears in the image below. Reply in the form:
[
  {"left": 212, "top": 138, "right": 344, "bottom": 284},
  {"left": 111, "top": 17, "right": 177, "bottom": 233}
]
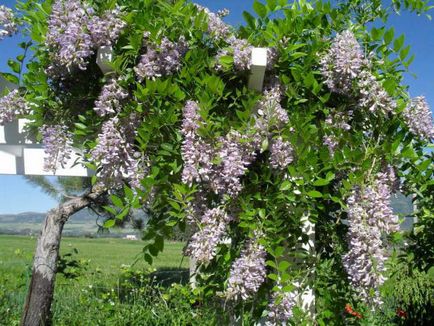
[{"left": 0, "top": 47, "right": 315, "bottom": 315}]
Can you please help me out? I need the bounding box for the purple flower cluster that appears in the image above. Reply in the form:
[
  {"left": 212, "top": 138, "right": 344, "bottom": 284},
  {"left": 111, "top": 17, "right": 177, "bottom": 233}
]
[
  {"left": 185, "top": 207, "right": 232, "bottom": 264},
  {"left": 40, "top": 125, "right": 73, "bottom": 172},
  {"left": 134, "top": 36, "right": 188, "bottom": 81},
  {"left": 91, "top": 115, "right": 146, "bottom": 189},
  {"left": 226, "top": 236, "right": 267, "bottom": 300},
  {"left": 403, "top": 96, "right": 434, "bottom": 140},
  {"left": 269, "top": 137, "right": 294, "bottom": 170},
  {"left": 93, "top": 78, "right": 129, "bottom": 116},
  {"left": 320, "top": 30, "right": 366, "bottom": 94},
  {"left": 323, "top": 135, "right": 338, "bottom": 155},
  {"left": 216, "top": 37, "right": 253, "bottom": 71},
  {"left": 88, "top": 7, "right": 126, "bottom": 47},
  {"left": 343, "top": 170, "right": 399, "bottom": 305},
  {"left": 325, "top": 110, "right": 353, "bottom": 131},
  {"left": 266, "top": 290, "right": 298, "bottom": 325},
  {"left": 195, "top": 4, "right": 231, "bottom": 40},
  {"left": 0, "top": 90, "right": 29, "bottom": 125},
  {"left": 46, "top": 1, "right": 125, "bottom": 77},
  {"left": 357, "top": 70, "right": 396, "bottom": 114},
  {"left": 180, "top": 101, "right": 257, "bottom": 197},
  {"left": 46, "top": 0, "right": 94, "bottom": 72},
  {"left": 0, "top": 5, "right": 17, "bottom": 40},
  {"left": 180, "top": 101, "right": 214, "bottom": 186},
  {"left": 321, "top": 30, "right": 396, "bottom": 116},
  {"left": 253, "top": 85, "right": 288, "bottom": 141},
  {"left": 210, "top": 131, "right": 257, "bottom": 197}
]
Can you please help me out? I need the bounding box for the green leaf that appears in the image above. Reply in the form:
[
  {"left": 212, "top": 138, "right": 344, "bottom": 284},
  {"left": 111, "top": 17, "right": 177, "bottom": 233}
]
[
  {"left": 278, "top": 261, "right": 290, "bottom": 272},
  {"left": 110, "top": 195, "right": 124, "bottom": 208},
  {"left": 400, "top": 45, "right": 410, "bottom": 60},
  {"left": 393, "top": 34, "right": 405, "bottom": 52},
  {"left": 253, "top": 1, "right": 267, "bottom": 18},
  {"left": 280, "top": 181, "right": 292, "bottom": 191},
  {"left": 307, "top": 190, "right": 323, "bottom": 198},
  {"left": 7, "top": 59, "right": 20, "bottom": 74},
  {"left": 242, "top": 11, "right": 256, "bottom": 29},
  {"left": 313, "top": 178, "right": 330, "bottom": 186},
  {"left": 384, "top": 27, "right": 394, "bottom": 45},
  {"left": 0, "top": 72, "right": 19, "bottom": 85},
  {"left": 104, "top": 219, "right": 115, "bottom": 228}
]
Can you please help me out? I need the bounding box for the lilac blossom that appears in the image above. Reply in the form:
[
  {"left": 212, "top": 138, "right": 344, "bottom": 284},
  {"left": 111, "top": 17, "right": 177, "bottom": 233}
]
[
  {"left": 195, "top": 4, "right": 231, "bottom": 40},
  {"left": 186, "top": 208, "right": 232, "bottom": 264},
  {"left": 40, "top": 125, "right": 73, "bottom": 173},
  {"left": 269, "top": 137, "right": 294, "bottom": 170},
  {"left": 343, "top": 170, "right": 399, "bottom": 305},
  {"left": 0, "top": 5, "right": 17, "bottom": 39},
  {"left": 226, "top": 235, "right": 267, "bottom": 300},
  {"left": 357, "top": 70, "right": 396, "bottom": 114},
  {"left": 320, "top": 30, "right": 366, "bottom": 94},
  {"left": 210, "top": 131, "right": 257, "bottom": 197},
  {"left": 88, "top": 7, "right": 126, "bottom": 47},
  {"left": 134, "top": 36, "right": 188, "bottom": 81},
  {"left": 46, "top": 0, "right": 94, "bottom": 73},
  {"left": 93, "top": 78, "right": 129, "bottom": 116},
  {"left": 325, "top": 110, "right": 353, "bottom": 131},
  {"left": 180, "top": 101, "right": 214, "bottom": 186},
  {"left": 323, "top": 135, "right": 338, "bottom": 155},
  {"left": 403, "top": 96, "right": 434, "bottom": 140},
  {"left": 0, "top": 90, "right": 29, "bottom": 125},
  {"left": 216, "top": 37, "right": 252, "bottom": 71},
  {"left": 253, "top": 85, "right": 288, "bottom": 142},
  {"left": 91, "top": 115, "right": 147, "bottom": 189},
  {"left": 266, "top": 289, "right": 298, "bottom": 325}
]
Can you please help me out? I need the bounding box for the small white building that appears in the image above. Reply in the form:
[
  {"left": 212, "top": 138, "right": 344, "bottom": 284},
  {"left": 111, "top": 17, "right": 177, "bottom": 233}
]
[{"left": 124, "top": 234, "right": 138, "bottom": 241}]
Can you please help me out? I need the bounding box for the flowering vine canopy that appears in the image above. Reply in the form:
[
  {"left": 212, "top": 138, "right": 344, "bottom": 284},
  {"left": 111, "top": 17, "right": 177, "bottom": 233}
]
[{"left": 1, "top": 0, "right": 433, "bottom": 323}]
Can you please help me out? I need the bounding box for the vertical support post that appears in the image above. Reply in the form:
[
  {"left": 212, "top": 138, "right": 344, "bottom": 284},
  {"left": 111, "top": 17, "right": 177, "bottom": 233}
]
[
  {"left": 248, "top": 48, "right": 268, "bottom": 92},
  {"left": 96, "top": 46, "right": 114, "bottom": 74}
]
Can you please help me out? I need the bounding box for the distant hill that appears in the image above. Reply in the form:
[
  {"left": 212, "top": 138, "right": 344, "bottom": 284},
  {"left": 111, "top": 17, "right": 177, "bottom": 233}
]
[
  {"left": 0, "top": 208, "right": 98, "bottom": 224},
  {"left": 0, "top": 194, "right": 413, "bottom": 235}
]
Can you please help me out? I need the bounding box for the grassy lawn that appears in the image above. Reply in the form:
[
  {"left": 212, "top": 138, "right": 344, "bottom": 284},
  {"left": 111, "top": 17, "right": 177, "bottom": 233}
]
[{"left": 0, "top": 235, "right": 191, "bottom": 325}]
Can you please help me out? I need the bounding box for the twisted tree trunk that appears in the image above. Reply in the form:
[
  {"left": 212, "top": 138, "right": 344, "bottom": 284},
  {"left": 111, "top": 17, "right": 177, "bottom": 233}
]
[{"left": 21, "top": 189, "right": 103, "bottom": 326}]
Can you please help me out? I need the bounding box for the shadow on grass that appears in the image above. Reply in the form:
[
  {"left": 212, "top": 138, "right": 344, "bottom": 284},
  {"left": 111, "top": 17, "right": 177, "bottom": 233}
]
[{"left": 149, "top": 267, "right": 189, "bottom": 287}]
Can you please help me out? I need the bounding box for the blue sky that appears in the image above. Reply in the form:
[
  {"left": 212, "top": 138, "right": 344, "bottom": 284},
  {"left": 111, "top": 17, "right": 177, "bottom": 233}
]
[{"left": 0, "top": 0, "right": 433, "bottom": 214}]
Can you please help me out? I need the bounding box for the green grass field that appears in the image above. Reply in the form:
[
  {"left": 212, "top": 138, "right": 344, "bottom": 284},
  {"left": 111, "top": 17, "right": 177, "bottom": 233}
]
[{"left": 0, "top": 235, "right": 198, "bottom": 325}]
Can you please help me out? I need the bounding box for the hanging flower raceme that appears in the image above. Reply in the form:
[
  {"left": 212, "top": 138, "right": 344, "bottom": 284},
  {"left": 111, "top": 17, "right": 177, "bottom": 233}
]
[
  {"left": 40, "top": 124, "right": 73, "bottom": 173},
  {"left": 320, "top": 30, "right": 366, "bottom": 95},
  {"left": 88, "top": 6, "right": 126, "bottom": 47},
  {"left": 180, "top": 100, "right": 214, "bottom": 186},
  {"left": 134, "top": 35, "right": 188, "bottom": 81},
  {"left": 0, "top": 5, "right": 17, "bottom": 39},
  {"left": 253, "top": 85, "right": 289, "bottom": 142},
  {"left": 269, "top": 137, "right": 294, "bottom": 170},
  {"left": 216, "top": 37, "right": 253, "bottom": 71},
  {"left": 93, "top": 78, "right": 129, "bottom": 116},
  {"left": 343, "top": 169, "right": 399, "bottom": 305},
  {"left": 323, "top": 135, "right": 338, "bottom": 155},
  {"left": 209, "top": 130, "right": 257, "bottom": 197},
  {"left": 91, "top": 115, "right": 147, "bottom": 189},
  {"left": 0, "top": 90, "right": 29, "bottom": 125},
  {"left": 403, "top": 96, "right": 434, "bottom": 140},
  {"left": 266, "top": 289, "right": 298, "bottom": 325},
  {"left": 357, "top": 70, "right": 396, "bottom": 114},
  {"left": 185, "top": 207, "right": 233, "bottom": 264},
  {"left": 226, "top": 235, "right": 267, "bottom": 301},
  {"left": 195, "top": 4, "right": 231, "bottom": 41},
  {"left": 46, "top": 0, "right": 94, "bottom": 74}
]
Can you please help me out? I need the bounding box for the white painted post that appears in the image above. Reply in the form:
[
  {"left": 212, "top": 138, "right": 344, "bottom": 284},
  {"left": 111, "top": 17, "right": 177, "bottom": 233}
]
[
  {"left": 96, "top": 46, "right": 114, "bottom": 74},
  {"left": 248, "top": 48, "right": 268, "bottom": 92}
]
